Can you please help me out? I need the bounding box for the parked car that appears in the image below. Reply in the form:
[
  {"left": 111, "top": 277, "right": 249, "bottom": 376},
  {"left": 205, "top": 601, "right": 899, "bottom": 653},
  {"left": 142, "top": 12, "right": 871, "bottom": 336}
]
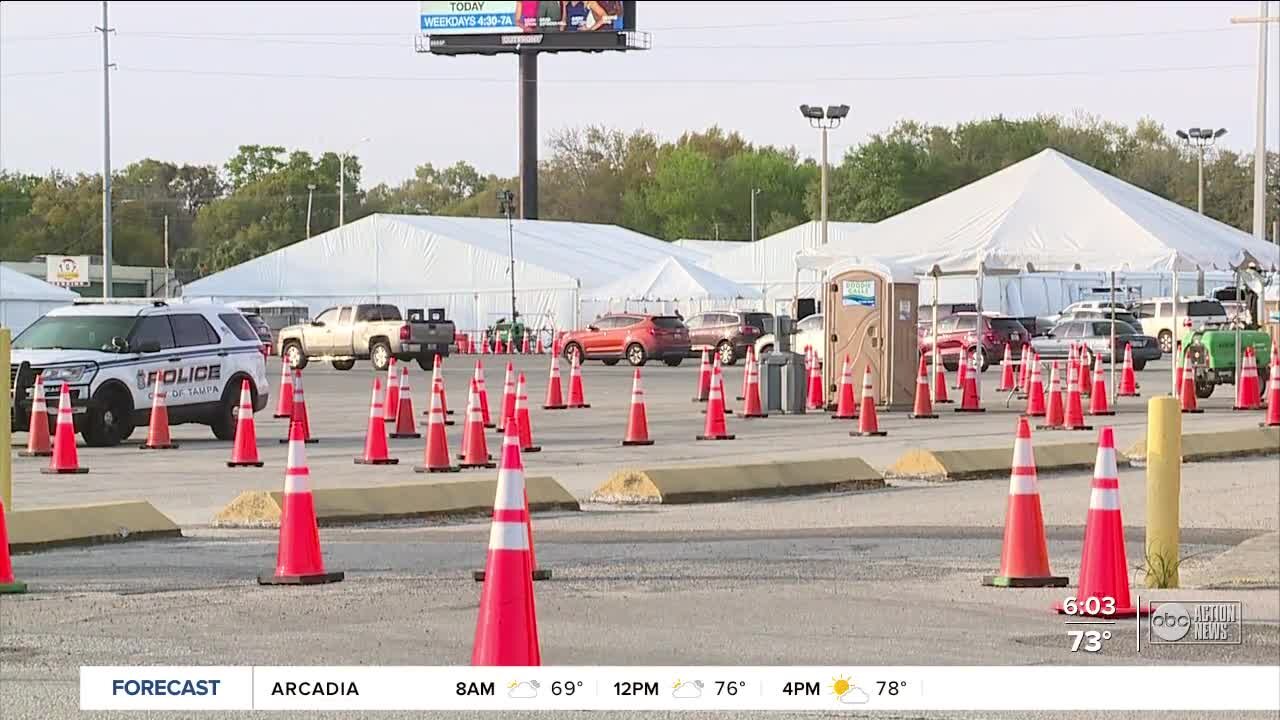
[
  {"left": 684, "top": 311, "right": 773, "bottom": 365},
  {"left": 1058, "top": 308, "right": 1141, "bottom": 328},
  {"left": 276, "top": 303, "right": 455, "bottom": 372},
  {"left": 754, "top": 313, "right": 825, "bottom": 364},
  {"left": 1042, "top": 299, "right": 1133, "bottom": 326},
  {"left": 1132, "top": 297, "right": 1229, "bottom": 354},
  {"left": 560, "top": 313, "right": 689, "bottom": 367},
  {"left": 918, "top": 312, "right": 1028, "bottom": 371},
  {"left": 1031, "top": 319, "right": 1161, "bottom": 369}
]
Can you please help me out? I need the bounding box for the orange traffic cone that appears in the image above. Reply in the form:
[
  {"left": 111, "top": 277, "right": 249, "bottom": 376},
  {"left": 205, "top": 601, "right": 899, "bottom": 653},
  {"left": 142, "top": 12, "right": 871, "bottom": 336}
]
[
  {"left": 1180, "top": 357, "right": 1202, "bottom": 414},
  {"left": 696, "top": 368, "right": 734, "bottom": 441},
  {"left": 514, "top": 372, "right": 539, "bottom": 453},
  {"left": 851, "top": 364, "right": 887, "bottom": 437},
  {"left": 622, "top": 368, "right": 654, "bottom": 445},
  {"left": 1118, "top": 343, "right": 1140, "bottom": 397},
  {"left": 737, "top": 345, "right": 754, "bottom": 401},
  {"left": 1089, "top": 355, "right": 1115, "bottom": 416},
  {"left": 0, "top": 495, "right": 26, "bottom": 594},
  {"left": 1024, "top": 356, "right": 1046, "bottom": 417},
  {"left": 497, "top": 362, "right": 516, "bottom": 433},
  {"left": 1262, "top": 344, "right": 1280, "bottom": 427},
  {"left": 415, "top": 385, "right": 459, "bottom": 473},
  {"left": 955, "top": 349, "right": 986, "bottom": 413},
  {"left": 909, "top": 354, "right": 937, "bottom": 419},
  {"left": 389, "top": 366, "right": 420, "bottom": 440},
  {"left": 42, "top": 382, "right": 87, "bottom": 474},
  {"left": 427, "top": 354, "right": 453, "bottom": 417},
  {"left": 982, "top": 418, "right": 1068, "bottom": 588},
  {"left": 997, "top": 343, "right": 1015, "bottom": 391},
  {"left": 536, "top": 335, "right": 545, "bottom": 355},
  {"left": 1054, "top": 427, "right": 1148, "bottom": 617},
  {"left": 741, "top": 355, "right": 767, "bottom": 419},
  {"left": 279, "top": 370, "right": 317, "bottom": 444},
  {"left": 383, "top": 357, "right": 400, "bottom": 423},
  {"left": 140, "top": 374, "right": 179, "bottom": 449},
  {"left": 1078, "top": 347, "right": 1092, "bottom": 399},
  {"left": 1064, "top": 356, "right": 1092, "bottom": 431},
  {"left": 521, "top": 335, "right": 530, "bottom": 354},
  {"left": 543, "top": 353, "right": 566, "bottom": 410},
  {"left": 19, "top": 373, "right": 52, "bottom": 457},
  {"left": 1234, "top": 347, "right": 1262, "bottom": 411},
  {"left": 953, "top": 350, "right": 967, "bottom": 390},
  {"left": 355, "top": 377, "right": 399, "bottom": 465},
  {"left": 481, "top": 331, "right": 490, "bottom": 355},
  {"left": 474, "top": 360, "right": 495, "bottom": 428},
  {"left": 933, "top": 351, "right": 952, "bottom": 404},
  {"left": 459, "top": 378, "right": 497, "bottom": 469},
  {"left": 831, "top": 356, "right": 858, "bottom": 420},
  {"left": 692, "top": 348, "right": 711, "bottom": 402},
  {"left": 1039, "top": 362, "right": 1065, "bottom": 430},
  {"left": 431, "top": 375, "right": 455, "bottom": 426},
  {"left": 806, "top": 355, "right": 824, "bottom": 410},
  {"left": 258, "top": 416, "right": 344, "bottom": 586},
  {"left": 708, "top": 358, "right": 733, "bottom": 415},
  {"left": 567, "top": 350, "right": 590, "bottom": 408},
  {"left": 274, "top": 359, "right": 293, "bottom": 418},
  {"left": 471, "top": 424, "right": 541, "bottom": 666},
  {"left": 1173, "top": 344, "right": 1184, "bottom": 399},
  {"left": 227, "top": 379, "right": 264, "bottom": 468}
]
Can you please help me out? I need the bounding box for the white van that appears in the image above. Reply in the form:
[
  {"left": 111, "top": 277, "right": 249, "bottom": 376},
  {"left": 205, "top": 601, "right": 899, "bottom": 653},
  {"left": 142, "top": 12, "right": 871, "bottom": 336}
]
[{"left": 1132, "top": 297, "right": 1229, "bottom": 353}]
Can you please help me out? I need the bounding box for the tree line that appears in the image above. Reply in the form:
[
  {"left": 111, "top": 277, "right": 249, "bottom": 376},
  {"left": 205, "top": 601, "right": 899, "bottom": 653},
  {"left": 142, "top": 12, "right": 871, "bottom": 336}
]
[{"left": 1, "top": 114, "right": 1275, "bottom": 279}]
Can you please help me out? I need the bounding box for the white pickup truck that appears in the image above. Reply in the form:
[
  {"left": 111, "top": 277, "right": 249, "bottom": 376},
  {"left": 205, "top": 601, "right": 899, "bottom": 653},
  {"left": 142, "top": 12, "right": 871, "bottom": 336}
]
[{"left": 276, "top": 303, "right": 454, "bottom": 371}]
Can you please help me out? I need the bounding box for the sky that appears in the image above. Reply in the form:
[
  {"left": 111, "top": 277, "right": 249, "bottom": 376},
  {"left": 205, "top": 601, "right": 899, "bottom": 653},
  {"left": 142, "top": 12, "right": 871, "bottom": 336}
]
[{"left": 0, "top": 1, "right": 1277, "bottom": 187}]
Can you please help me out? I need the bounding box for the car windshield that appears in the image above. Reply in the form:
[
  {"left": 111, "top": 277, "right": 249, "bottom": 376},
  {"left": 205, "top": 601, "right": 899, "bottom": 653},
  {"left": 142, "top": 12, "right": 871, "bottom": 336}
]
[
  {"left": 652, "top": 317, "right": 685, "bottom": 329},
  {"left": 13, "top": 315, "right": 138, "bottom": 352},
  {"left": 1186, "top": 300, "right": 1225, "bottom": 317}
]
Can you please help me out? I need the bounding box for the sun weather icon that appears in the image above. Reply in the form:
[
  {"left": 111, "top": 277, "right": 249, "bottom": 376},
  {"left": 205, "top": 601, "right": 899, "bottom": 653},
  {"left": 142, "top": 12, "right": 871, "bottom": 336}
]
[
  {"left": 830, "top": 676, "right": 869, "bottom": 704},
  {"left": 508, "top": 680, "right": 540, "bottom": 699},
  {"left": 672, "top": 679, "right": 703, "bottom": 699}
]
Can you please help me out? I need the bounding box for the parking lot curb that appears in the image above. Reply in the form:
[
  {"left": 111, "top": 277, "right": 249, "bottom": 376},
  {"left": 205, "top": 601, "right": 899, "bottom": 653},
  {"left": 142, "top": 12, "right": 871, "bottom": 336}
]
[
  {"left": 885, "top": 442, "right": 1118, "bottom": 482},
  {"left": 8, "top": 501, "right": 182, "bottom": 552},
  {"left": 589, "top": 458, "right": 885, "bottom": 504},
  {"left": 211, "top": 476, "right": 580, "bottom": 527},
  {"left": 1125, "top": 426, "right": 1280, "bottom": 464}
]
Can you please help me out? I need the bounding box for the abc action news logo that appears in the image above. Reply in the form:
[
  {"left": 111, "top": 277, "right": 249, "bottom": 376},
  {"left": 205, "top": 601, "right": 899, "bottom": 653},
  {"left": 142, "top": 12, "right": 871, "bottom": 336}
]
[{"left": 1149, "top": 601, "right": 1243, "bottom": 645}]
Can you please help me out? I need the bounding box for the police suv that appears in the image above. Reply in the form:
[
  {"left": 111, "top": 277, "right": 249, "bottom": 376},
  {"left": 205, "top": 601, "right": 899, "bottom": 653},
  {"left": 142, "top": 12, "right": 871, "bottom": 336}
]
[{"left": 9, "top": 300, "right": 269, "bottom": 447}]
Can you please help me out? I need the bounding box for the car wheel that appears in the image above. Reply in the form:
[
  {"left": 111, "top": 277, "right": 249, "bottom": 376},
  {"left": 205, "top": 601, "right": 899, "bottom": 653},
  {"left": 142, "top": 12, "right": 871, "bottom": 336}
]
[
  {"left": 283, "top": 342, "right": 308, "bottom": 370},
  {"left": 211, "top": 379, "right": 254, "bottom": 441},
  {"left": 1194, "top": 379, "right": 1215, "bottom": 400},
  {"left": 82, "top": 386, "right": 134, "bottom": 448},
  {"left": 1132, "top": 359, "right": 1147, "bottom": 372},
  {"left": 370, "top": 341, "right": 392, "bottom": 371},
  {"left": 975, "top": 348, "right": 989, "bottom": 372},
  {"left": 717, "top": 341, "right": 736, "bottom": 366},
  {"left": 664, "top": 357, "right": 683, "bottom": 367},
  {"left": 331, "top": 359, "right": 356, "bottom": 371},
  {"left": 601, "top": 359, "right": 620, "bottom": 366},
  {"left": 563, "top": 343, "right": 583, "bottom": 363},
  {"left": 627, "top": 343, "right": 648, "bottom": 367},
  {"left": 942, "top": 358, "right": 959, "bottom": 372},
  {"left": 1158, "top": 331, "right": 1173, "bottom": 354}
]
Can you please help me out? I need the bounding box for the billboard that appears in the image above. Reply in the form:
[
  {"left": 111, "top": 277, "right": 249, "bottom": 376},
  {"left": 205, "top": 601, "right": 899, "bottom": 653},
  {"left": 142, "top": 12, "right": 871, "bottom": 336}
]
[
  {"left": 420, "top": 1, "right": 626, "bottom": 35},
  {"left": 46, "top": 255, "right": 91, "bottom": 287}
]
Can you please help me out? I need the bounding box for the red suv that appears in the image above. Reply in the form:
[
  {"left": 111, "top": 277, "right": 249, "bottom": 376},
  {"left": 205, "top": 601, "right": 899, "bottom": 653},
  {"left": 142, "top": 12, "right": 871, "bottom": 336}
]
[
  {"left": 918, "top": 312, "right": 1027, "bottom": 371},
  {"left": 560, "top": 314, "right": 689, "bottom": 367}
]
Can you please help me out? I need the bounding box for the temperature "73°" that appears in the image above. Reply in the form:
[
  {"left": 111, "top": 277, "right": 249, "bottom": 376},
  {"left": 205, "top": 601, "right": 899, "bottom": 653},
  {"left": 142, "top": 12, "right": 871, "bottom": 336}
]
[{"left": 1068, "top": 629, "right": 1112, "bottom": 652}]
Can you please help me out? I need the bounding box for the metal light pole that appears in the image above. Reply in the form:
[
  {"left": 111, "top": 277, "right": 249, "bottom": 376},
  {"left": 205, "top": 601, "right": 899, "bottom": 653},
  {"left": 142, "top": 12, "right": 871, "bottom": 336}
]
[
  {"left": 800, "top": 104, "right": 849, "bottom": 246},
  {"left": 97, "top": 1, "right": 114, "bottom": 299},
  {"left": 1231, "top": 3, "right": 1277, "bottom": 245},
  {"left": 498, "top": 189, "right": 518, "bottom": 327},
  {"left": 306, "top": 184, "right": 316, "bottom": 238},
  {"left": 749, "top": 187, "right": 760, "bottom": 243},
  {"left": 162, "top": 214, "right": 169, "bottom": 298},
  {"left": 1175, "top": 127, "right": 1227, "bottom": 214},
  {"left": 337, "top": 137, "right": 370, "bottom": 227}
]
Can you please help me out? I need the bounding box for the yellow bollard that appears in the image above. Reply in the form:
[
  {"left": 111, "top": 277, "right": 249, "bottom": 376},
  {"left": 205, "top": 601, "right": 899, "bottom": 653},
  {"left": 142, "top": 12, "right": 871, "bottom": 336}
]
[
  {"left": 1, "top": 328, "right": 10, "bottom": 509},
  {"left": 1145, "top": 396, "right": 1182, "bottom": 588}
]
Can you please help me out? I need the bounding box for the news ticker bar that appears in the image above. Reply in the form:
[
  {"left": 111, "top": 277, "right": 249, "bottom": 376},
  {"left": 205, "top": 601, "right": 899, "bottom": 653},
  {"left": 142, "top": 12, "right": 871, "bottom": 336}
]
[{"left": 82, "top": 666, "right": 1280, "bottom": 711}]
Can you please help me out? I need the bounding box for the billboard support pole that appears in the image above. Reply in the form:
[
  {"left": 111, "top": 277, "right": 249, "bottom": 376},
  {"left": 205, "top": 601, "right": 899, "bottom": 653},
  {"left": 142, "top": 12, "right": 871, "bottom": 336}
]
[{"left": 518, "top": 51, "right": 538, "bottom": 220}]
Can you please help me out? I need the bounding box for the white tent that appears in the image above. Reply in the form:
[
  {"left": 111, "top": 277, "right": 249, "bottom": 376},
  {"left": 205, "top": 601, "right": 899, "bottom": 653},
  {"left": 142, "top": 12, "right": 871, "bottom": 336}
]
[
  {"left": 581, "top": 256, "right": 759, "bottom": 318},
  {"left": 672, "top": 239, "right": 742, "bottom": 264},
  {"left": 702, "top": 220, "right": 869, "bottom": 313},
  {"left": 183, "top": 214, "right": 702, "bottom": 333},
  {"left": 0, "top": 264, "right": 77, "bottom": 334}
]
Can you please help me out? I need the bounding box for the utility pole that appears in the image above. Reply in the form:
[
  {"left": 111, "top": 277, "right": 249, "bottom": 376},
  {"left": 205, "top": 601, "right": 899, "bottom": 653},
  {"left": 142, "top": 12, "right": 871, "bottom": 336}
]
[
  {"left": 1231, "top": 3, "right": 1276, "bottom": 245},
  {"left": 498, "top": 190, "right": 518, "bottom": 327},
  {"left": 338, "top": 155, "right": 347, "bottom": 227},
  {"left": 750, "top": 188, "right": 760, "bottom": 243},
  {"left": 162, "top": 214, "right": 169, "bottom": 298},
  {"left": 97, "top": 1, "right": 114, "bottom": 299},
  {"left": 306, "top": 184, "right": 316, "bottom": 238}
]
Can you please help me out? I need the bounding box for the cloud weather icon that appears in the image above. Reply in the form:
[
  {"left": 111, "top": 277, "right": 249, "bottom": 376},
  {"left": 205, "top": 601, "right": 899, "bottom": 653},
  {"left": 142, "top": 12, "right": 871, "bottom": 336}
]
[
  {"left": 672, "top": 680, "right": 703, "bottom": 699},
  {"left": 838, "top": 687, "right": 870, "bottom": 705},
  {"left": 508, "top": 680, "right": 540, "bottom": 699}
]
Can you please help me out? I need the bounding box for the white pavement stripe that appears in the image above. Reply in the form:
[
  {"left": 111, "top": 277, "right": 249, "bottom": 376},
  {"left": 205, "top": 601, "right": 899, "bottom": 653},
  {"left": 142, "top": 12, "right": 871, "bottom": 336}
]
[{"left": 488, "top": 521, "right": 529, "bottom": 550}]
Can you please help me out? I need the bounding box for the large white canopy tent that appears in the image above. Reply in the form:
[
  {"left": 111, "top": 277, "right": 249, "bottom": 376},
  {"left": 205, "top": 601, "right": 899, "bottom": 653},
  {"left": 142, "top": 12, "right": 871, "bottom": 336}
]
[
  {"left": 805, "top": 149, "right": 1279, "bottom": 317},
  {"left": 702, "top": 220, "right": 869, "bottom": 314},
  {"left": 672, "top": 239, "right": 741, "bottom": 264},
  {"left": 581, "top": 256, "right": 760, "bottom": 318},
  {"left": 183, "top": 214, "right": 706, "bottom": 333},
  {"left": 0, "top": 264, "right": 78, "bottom": 334}
]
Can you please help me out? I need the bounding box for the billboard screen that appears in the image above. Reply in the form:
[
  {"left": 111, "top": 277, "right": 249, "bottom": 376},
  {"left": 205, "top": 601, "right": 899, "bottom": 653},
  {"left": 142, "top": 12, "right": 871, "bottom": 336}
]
[{"left": 420, "top": 1, "right": 629, "bottom": 36}]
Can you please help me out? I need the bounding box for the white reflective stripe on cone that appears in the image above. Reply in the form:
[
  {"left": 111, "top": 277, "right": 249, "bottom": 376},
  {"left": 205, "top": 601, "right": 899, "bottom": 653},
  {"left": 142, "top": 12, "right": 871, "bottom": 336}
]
[
  {"left": 1093, "top": 447, "right": 1118, "bottom": 478},
  {"left": 1011, "top": 440, "right": 1034, "bottom": 472},
  {"left": 489, "top": 521, "right": 530, "bottom": 551},
  {"left": 1089, "top": 487, "right": 1120, "bottom": 510},
  {"left": 494, "top": 470, "right": 525, "bottom": 511},
  {"left": 284, "top": 467, "right": 311, "bottom": 494},
  {"left": 1008, "top": 473, "right": 1038, "bottom": 495}
]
